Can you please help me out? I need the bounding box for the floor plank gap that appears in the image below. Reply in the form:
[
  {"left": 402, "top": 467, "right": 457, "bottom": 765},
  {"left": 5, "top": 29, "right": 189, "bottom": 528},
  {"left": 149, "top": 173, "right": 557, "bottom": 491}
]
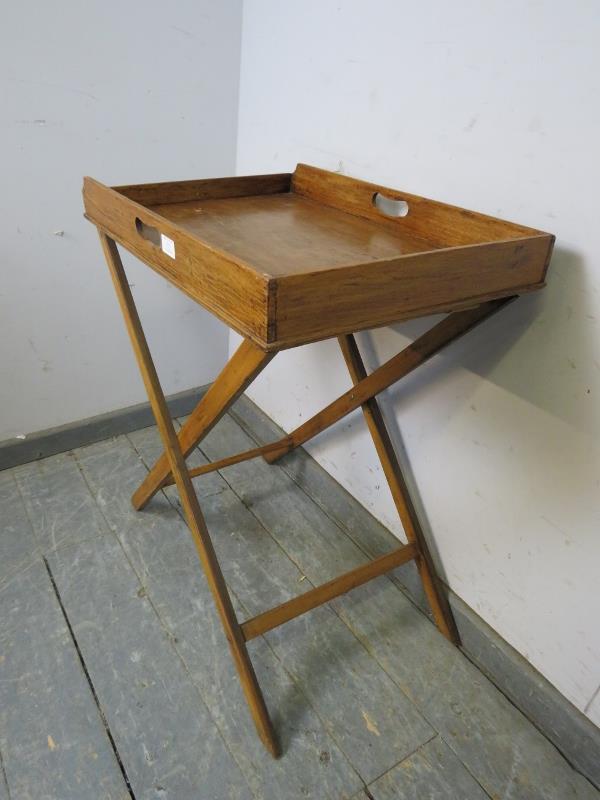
[
  {"left": 42, "top": 556, "right": 137, "bottom": 800},
  {"left": 0, "top": 749, "right": 10, "bottom": 800}
]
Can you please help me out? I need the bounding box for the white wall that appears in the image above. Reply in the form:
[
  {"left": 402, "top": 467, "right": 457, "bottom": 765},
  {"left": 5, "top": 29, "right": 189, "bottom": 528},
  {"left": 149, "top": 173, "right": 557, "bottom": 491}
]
[
  {"left": 234, "top": 0, "right": 600, "bottom": 723},
  {"left": 0, "top": 0, "right": 241, "bottom": 439}
]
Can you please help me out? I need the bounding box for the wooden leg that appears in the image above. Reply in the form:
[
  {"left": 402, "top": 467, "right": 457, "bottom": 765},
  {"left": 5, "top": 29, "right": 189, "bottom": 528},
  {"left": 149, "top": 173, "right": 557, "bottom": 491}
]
[
  {"left": 338, "top": 333, "right": 460, "bottom": 644},
  {"left": 133, "top": 335, "right": 275, "bottom": 510},
  {"left": 98, "top": 233, "right": 280, "bottom": 757}
]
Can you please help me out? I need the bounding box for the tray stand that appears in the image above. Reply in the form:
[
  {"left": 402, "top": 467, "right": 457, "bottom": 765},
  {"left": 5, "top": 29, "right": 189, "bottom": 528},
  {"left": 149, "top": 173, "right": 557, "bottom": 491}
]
[{"left": 97, "top": 231, "right": 512, "bottom": 756}]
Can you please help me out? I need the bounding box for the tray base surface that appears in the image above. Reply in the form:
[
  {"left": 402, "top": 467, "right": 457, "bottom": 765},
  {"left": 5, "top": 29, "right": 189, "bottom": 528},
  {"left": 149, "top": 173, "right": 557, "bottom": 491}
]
[{"left": 151, "top": 193, "right": 439, "bottom": 277}]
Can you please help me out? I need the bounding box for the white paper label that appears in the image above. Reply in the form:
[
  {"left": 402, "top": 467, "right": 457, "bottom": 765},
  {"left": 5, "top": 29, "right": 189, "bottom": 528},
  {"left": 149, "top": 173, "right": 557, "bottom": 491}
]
[{"left": 160, "top": 234, "right": 176, "bottom": 259}]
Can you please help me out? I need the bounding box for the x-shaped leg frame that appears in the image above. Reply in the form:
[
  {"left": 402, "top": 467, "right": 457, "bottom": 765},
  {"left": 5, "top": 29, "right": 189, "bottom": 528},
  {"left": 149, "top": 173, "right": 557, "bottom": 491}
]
[{"left": 99, "top": 231, "right": 514, "bottom": 757}]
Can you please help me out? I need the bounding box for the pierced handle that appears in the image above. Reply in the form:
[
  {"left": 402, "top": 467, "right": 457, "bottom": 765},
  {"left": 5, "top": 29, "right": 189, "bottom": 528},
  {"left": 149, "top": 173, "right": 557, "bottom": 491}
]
[
  {"left": 135, "top": 217, "right": 176, "bottom": 258},
  {"left": 372, "top": 192, "right": 409, "bottom": 218}
]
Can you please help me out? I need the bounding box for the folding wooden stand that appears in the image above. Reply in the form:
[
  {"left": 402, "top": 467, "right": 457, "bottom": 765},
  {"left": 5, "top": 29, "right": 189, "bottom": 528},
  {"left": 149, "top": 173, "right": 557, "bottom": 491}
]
[{"left": 84, "top": 164, "right": 554, "bottom": 757}]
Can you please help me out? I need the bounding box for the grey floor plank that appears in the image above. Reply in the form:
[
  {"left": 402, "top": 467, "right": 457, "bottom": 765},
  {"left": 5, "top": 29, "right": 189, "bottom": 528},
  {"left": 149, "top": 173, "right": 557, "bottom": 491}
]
[
  {"left": 0, "top": 560, "right": 129, "bottom": 800},
  {"left": 264, "top": 604, "right": 434, "bottom": 785},
  {"left": 332, "top": 575, "right": 600, "bottom": 800},
  {"left": 46, "top": 530, "right": 253, "bottom": 800},
  {"left": 77, "top": 433, "right": 364, "bottom": 800},
  {"left": 368, "top": 736, "right": 490, "bottom": 800},
  {"left": 13, "top": 451, "right": 108, "bottom": 553},
  {"left": 0, "top": 469, "right": 38, "bottom": 588}
]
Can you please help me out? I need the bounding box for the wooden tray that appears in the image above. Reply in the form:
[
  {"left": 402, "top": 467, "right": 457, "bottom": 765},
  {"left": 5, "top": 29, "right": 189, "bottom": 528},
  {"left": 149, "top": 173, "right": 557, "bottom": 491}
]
[{"left": 83, "top": 164, "right": 554, "bottom": 351}]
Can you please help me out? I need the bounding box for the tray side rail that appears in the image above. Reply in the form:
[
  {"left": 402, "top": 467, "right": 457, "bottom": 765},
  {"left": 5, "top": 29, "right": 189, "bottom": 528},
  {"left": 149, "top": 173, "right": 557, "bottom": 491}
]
[
  {"left": 292, "top": 163, "right": 552, "bottom": 248},
  {"left": 83, "top": 177, "right": 272, "bottom": 345},
  {"left": 114, "top": 171, "right": 291, "bottom": 206},
  {"left": 269, "top": 234, "right": 554, "bottom": 349}
]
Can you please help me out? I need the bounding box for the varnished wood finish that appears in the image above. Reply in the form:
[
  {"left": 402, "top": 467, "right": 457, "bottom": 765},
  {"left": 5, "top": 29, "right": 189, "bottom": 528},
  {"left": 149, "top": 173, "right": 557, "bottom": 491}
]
[
  {"left": 98, "top": 233, "right": 279, "bottom": 757},
  {"left": 83, "top": 164, "right": 554, "bottom": 350},
  {"left": 153, "top": 193, "right": 433, "bottom": 277},
  {"left": 272, "top": 237, "right": 550, "bottom": 349},
  {"left": 241, "top": 543, "right": 419, "bottom": 641},
  {"left": 132, "top": 337, "right": 275, "bottom": 510},
  {"left": 264, "top": 298, "right": 512, "bottom": 464},
  {"left": 338, "top": 333, "right": 459, "bottom": 644}
]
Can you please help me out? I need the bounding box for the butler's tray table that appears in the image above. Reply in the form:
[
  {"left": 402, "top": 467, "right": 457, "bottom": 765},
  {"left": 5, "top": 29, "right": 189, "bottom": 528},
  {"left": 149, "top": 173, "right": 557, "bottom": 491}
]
[{"left": 83, "top": 164, "right": 554, "bottom": 756}]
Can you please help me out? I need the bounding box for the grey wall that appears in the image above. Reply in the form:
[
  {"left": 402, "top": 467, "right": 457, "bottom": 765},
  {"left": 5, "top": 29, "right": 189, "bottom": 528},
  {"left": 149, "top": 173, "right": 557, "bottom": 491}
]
[{"left": 0, "top": 0, "right": 241, "bottom": 439}]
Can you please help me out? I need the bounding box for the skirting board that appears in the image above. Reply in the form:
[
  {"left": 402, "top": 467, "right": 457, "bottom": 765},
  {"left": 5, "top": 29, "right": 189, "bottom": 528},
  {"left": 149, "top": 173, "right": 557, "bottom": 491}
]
[
  {"left": 1, "top": 385, "right": 598, "bottom": 788},
  {"left": 230, "top": 395, "right": 600, "bottom": 792},
  {"left": 0, "top": 385, "right": 210, "bottom": 472}
]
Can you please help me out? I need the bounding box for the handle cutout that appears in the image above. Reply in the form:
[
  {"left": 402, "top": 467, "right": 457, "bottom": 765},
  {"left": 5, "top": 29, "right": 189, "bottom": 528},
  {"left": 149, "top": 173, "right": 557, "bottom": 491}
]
[
  {"left": 372, "top": 192, "right": 409, "bottom": 218},
  {"left": 135, "top": 217, "right": 161, "bottom": 246},
  {"left": 135, "top": 217, "right": 176, "bottom": 258}
]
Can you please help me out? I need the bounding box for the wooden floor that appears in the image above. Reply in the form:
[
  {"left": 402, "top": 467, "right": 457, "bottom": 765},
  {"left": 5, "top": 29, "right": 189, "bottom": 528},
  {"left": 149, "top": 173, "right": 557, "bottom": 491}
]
[{"left": 1, "top": 398, "right": 598, "bottom": 800}]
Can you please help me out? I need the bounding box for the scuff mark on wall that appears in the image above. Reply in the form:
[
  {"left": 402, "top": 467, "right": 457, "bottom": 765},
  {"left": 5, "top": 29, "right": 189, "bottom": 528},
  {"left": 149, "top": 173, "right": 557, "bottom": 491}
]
[{"left": 27, "top": 338, "right": 52, "bottom": 373}]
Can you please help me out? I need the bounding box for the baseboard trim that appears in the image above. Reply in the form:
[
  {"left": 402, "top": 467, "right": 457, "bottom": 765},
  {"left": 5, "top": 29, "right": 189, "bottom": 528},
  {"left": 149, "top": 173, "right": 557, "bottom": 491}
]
[
  {"left": 0, "top": 385, "right": 209, "bottom": 471},
  {"left": 230, "top": 395, "right": 600, "bottom": 791}
]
